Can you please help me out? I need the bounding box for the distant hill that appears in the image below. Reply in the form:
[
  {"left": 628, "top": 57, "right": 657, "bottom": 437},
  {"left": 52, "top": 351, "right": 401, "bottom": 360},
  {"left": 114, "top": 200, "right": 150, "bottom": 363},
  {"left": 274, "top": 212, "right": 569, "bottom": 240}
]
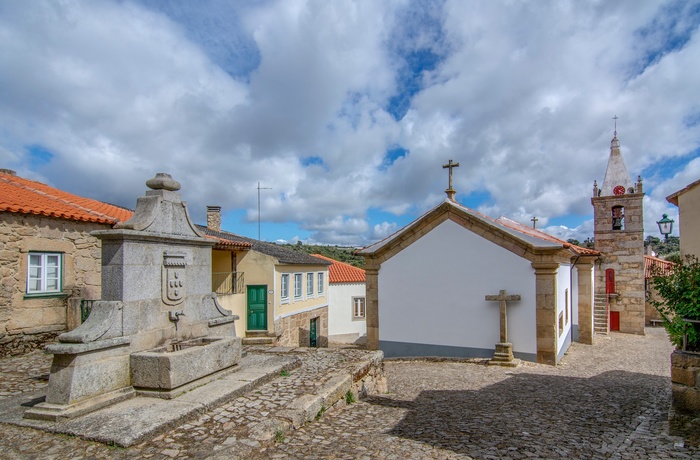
[{"left": 277, "top": 243, "right": 365, "bottom": 268}]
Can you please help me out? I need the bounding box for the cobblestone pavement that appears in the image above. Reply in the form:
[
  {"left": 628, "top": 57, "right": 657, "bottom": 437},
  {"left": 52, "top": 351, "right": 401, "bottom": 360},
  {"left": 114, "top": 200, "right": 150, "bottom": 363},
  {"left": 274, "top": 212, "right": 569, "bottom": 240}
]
[
  {"left": 248, "top": 329, "right": 699, "bottom": 460},
  {"left": 1, "top": 329, "right": 699, "bottom": 459}
]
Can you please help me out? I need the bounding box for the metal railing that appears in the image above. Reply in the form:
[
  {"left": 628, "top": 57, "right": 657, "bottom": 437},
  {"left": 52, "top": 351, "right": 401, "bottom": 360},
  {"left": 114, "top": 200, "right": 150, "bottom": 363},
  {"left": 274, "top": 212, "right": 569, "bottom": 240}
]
[{"left": 212, "top": 272, "right": 244, "bottom": 295}]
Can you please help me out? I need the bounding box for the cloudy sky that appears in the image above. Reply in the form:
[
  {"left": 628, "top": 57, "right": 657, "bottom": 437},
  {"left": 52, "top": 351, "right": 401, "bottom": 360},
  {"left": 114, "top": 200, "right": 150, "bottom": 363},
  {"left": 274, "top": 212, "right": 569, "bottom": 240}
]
[{"left": 1, "top": 0, "right": 698, "bottom": 245}]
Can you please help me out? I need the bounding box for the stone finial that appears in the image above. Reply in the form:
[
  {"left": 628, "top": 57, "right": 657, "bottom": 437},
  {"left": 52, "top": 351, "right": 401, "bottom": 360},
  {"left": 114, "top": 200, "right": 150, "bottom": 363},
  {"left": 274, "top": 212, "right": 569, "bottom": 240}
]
[
  {"left": 146, "top": 173, "right": 181, "bottom": 191},
  {"left": 636, "top": 176, "right": 643, "bottom": 194},
  {"left": 593, "top": 180, "right": 598, "bottom": 197}
]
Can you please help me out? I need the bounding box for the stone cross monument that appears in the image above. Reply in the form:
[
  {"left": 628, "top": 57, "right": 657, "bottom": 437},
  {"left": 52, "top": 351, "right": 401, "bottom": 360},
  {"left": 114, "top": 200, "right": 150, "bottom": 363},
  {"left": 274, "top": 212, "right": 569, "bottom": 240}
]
[{"left": 485, "top": 289, "right": 521, "bottom": 367}]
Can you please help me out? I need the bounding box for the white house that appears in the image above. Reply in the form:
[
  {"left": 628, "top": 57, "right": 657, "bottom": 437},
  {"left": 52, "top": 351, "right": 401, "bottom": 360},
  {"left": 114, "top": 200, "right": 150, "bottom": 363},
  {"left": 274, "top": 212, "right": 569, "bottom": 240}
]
[
  {"left": 313, "top": 254, "right": 366, "bottom": 345},
  {"left": 358, "top": 199, "right": 599, "bottom": 365}
]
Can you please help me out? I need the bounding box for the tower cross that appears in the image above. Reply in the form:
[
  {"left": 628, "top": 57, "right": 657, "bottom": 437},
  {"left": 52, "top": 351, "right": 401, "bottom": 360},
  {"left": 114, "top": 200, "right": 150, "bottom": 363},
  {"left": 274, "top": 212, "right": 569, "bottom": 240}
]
[
  {"left": 613, "top": 115, "right": 619, "bottom": 135},
  {"left": 442, "top": 159, "right": 460, "bottom": 201},
  {"left": 531, "top": 216, "right": 538, "bottom": 229}
]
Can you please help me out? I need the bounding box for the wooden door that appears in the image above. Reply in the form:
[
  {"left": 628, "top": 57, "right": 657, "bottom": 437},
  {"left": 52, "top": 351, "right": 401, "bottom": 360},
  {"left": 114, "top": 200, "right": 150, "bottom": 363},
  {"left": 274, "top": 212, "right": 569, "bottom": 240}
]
[{"left": 247, "top": 285, "right": 267, "bottom": 331}]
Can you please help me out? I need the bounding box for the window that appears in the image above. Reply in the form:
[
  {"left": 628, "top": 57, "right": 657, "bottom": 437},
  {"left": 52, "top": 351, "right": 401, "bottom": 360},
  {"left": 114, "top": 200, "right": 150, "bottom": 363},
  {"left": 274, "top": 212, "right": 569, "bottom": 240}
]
[
  {"left": 307, "top": 273, "right": 314, "bottom": 296},
  {"left": 611, "top": 206, "right": 624, "bottom": 231},
  {"left": 27, "top": 252, "right": 62, "bottom": 294},
  {"left": 294, "top": 273, "right": 302, "bottom": 299},
  {"left": 353, "top": 297, "right": 366, "bottom": 319},
  {"left": 317, "top": 272, "right": 325, "bottom": 295},
  {"left": 281, "top": 274, "right": 290, "bottom": 302}
]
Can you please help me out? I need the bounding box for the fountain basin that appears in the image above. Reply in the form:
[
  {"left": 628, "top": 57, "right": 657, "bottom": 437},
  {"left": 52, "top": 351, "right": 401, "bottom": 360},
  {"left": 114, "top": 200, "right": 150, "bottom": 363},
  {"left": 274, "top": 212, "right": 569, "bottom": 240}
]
[{"left": 130, "top": 336, "right": 241, "bottom": 391}]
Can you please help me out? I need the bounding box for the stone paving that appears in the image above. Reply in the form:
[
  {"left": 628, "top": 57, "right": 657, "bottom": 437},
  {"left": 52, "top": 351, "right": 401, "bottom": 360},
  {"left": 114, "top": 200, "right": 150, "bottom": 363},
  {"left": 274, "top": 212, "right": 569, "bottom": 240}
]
[{"left": 1, "top": 329, "right": 699, "bottom": 459}]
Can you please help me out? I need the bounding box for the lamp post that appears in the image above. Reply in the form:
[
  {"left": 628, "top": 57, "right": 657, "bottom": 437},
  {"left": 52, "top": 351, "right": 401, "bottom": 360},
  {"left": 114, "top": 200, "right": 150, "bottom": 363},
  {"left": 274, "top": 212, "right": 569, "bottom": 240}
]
[{"left": 656, "top": 214, "right": 674, "bottom": 242}]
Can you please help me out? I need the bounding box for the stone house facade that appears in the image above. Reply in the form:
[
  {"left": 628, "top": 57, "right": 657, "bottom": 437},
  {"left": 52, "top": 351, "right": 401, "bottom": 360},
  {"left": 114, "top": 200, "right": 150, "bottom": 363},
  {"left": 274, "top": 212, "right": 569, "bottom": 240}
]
[
  {"left": 667, "top": 178, "right": 700, "bottom": 259},
  {"left": 0, "top": 169, "right": 131, "bottom": 356},
  {"left": 198, "top": 207, "right": 332, "bottom": 348}
]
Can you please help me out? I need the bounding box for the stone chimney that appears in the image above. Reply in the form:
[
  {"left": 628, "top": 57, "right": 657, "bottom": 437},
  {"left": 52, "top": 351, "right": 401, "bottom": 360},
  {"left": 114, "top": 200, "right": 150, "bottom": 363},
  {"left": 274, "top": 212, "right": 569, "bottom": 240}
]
[{"left": 207, "top": 206, "right": 221, "bottom": 232}]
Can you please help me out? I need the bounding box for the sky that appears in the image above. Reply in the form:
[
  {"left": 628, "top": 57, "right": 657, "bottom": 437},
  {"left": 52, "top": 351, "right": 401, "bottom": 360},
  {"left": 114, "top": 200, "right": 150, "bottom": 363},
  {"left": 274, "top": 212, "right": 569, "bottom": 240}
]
[{"left": 1, "top": 0, "right": 699, "bottom": 246}]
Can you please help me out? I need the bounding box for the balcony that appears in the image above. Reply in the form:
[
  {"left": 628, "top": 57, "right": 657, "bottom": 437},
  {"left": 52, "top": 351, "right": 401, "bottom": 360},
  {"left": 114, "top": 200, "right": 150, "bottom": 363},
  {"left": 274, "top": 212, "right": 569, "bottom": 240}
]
[{"left": 212, "top": 272, "right": 244, "bottom": 295}]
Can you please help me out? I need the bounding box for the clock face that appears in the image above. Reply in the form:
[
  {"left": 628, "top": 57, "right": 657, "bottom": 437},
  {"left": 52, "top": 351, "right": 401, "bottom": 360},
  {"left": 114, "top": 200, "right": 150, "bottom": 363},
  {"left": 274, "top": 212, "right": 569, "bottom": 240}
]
[{"left": 613, "top": 185, "right": 626, "bottom": 196}]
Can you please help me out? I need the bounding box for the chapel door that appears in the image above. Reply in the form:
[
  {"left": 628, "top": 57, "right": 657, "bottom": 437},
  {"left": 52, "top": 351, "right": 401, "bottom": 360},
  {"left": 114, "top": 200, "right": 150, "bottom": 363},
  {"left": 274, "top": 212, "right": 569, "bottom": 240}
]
[{"left": 247, "top": 285, "right": 267, "bottom": 331}]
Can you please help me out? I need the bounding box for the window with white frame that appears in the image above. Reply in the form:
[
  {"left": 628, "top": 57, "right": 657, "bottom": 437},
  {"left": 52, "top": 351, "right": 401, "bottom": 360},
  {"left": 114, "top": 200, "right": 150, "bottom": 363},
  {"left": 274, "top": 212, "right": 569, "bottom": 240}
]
[
  {"left": 317, "top": 272, "right": 325, "bottom": 295},
  {"left": 306, "top": 272, "right": 314, "bottom": 297},
  {"left": 294, "top": 273, "right": 302, "bottom": 299},
  {"left": 353, "top": 297, "right": 366, "bottom": 319},
  {"left": 281, "top": 273, "right": 290, "bottom": 302},
  {"left": 27, "top": 252, "right": 62, "bottom": 295}
]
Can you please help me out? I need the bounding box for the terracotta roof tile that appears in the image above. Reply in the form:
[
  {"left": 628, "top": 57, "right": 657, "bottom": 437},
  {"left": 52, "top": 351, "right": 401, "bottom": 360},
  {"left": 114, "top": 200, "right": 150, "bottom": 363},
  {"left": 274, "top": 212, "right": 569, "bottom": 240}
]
[
  {"left": 493, "top": 216, "right": 600, "bottom": 256},
  {"left": 312, "top": 254, "right": 365, "bottom": 283},
  {"left": 0, "top": 171, "right": 133, "bottom": 224}
]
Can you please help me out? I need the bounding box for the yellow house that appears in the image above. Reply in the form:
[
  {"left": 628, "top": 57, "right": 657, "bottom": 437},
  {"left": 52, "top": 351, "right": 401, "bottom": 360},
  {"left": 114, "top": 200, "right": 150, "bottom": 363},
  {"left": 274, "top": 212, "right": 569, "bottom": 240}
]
[
  {"left": 667, "top": 178, "right": 700, "bottom": 259},
  {"left": 199, "top": 207, "right": 331, "bottom": 347}
]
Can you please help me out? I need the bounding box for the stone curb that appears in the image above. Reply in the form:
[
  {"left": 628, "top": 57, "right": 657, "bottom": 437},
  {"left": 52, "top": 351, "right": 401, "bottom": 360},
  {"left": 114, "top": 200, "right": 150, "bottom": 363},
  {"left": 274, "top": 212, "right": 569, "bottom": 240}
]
[{"left": 207, "top": 351, "right": 384, "bottom": 459}]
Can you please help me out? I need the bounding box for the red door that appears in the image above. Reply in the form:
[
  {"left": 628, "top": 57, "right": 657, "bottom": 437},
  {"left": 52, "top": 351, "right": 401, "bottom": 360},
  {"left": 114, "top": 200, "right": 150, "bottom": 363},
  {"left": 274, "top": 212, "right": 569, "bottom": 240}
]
[
  {"left": 610, "top": 311, "right": 620, "bottom": 331},
  {"left": 606, "top": 269, "right": 619, "bottom": 331}
]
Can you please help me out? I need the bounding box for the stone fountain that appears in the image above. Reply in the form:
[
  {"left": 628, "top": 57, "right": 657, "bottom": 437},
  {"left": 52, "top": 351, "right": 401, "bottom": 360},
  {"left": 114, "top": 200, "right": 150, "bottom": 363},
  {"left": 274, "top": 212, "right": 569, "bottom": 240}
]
[{"left": 25, "top": 173, "right": 242, "bottom": 420}]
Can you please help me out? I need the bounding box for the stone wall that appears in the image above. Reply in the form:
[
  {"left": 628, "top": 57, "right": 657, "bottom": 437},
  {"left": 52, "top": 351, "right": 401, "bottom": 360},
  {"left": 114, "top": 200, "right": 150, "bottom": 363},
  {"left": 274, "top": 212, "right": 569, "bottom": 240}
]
[
  {"left": 671, "top": 350, "right": 700, "bottom": 413},
  {"left": 274, "top": 306, "right": 328, "bottom": 348},
  {"left": 592, "top": 194, "right": 646, "bottom": 334},
  {"left": 0, "top": 213, "right": 109, "bottom": 356}
]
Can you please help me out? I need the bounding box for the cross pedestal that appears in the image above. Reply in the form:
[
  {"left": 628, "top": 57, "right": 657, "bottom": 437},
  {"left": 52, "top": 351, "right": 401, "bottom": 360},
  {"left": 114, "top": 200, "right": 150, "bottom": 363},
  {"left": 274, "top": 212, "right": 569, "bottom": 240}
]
[{"left": 485, "top": 289, "right": 521, "bottom": 367}]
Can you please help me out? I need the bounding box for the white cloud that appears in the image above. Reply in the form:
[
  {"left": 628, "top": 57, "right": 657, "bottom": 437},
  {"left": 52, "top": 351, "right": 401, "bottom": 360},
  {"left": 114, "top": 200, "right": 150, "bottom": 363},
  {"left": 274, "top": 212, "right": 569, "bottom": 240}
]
[{"left": 1, "top": 0, "right": 698, "bottom": 245}]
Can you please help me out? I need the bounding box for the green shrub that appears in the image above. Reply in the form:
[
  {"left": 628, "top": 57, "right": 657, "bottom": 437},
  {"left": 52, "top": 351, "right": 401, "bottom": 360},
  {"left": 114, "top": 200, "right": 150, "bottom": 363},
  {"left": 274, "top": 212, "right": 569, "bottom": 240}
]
[{"left": 650, "top": 255, "right": 700, "bottom": 350}]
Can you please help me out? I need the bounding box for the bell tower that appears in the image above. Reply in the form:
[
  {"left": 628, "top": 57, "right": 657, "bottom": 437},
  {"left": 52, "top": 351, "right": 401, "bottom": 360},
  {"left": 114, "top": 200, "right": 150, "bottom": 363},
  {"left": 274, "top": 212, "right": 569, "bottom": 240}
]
[{"left": 591, "top": 122, "right": 645, "bottom": 335}]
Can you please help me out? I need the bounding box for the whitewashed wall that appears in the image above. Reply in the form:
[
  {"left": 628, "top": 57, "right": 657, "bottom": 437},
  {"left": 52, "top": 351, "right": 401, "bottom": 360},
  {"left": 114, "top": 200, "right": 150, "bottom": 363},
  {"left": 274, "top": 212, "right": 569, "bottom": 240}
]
[
  {"left": 328, "top": 282, "right": 366, "bottom": 343},
  {"left": 378, "top": 219, "right": 537, "bottom": 358},
  {"left": 556, "top": 264, "right": 572, "bottom": 357}
]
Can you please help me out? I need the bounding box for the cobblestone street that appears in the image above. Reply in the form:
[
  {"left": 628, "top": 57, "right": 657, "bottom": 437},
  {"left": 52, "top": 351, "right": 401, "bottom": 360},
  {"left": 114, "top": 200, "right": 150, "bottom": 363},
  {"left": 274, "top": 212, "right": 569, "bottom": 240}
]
[{"left": 1, "top": 328, "right": 699, "bottom": 459}]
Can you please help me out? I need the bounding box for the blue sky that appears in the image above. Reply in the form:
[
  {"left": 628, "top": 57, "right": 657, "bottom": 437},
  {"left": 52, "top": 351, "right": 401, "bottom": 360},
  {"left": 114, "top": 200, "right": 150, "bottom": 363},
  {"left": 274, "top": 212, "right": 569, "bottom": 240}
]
[{"left": 1, "top": 0, "right": 699, "bottom": 246}]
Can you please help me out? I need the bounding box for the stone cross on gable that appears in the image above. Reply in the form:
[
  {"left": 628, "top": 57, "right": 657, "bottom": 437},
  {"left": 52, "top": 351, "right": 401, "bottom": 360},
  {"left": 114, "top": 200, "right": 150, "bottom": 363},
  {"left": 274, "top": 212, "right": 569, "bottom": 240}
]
[
  {"left": 485, "top": 289, "right": 521, "bottom": 367},
  {"left": 442, "top": 159, "right": 460, "bottom": 201}
]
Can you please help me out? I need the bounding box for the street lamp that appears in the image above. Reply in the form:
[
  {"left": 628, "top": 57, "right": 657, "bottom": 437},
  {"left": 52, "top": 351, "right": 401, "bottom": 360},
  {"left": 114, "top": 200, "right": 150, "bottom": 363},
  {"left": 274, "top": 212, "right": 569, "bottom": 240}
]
[{"left": 657, "top": 214, "right": 674, "bottom": 241}]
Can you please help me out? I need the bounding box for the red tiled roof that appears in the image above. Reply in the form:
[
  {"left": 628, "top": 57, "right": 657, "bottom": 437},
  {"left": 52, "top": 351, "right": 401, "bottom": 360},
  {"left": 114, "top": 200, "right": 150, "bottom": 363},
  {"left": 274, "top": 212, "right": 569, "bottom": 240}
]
[
  {"left": 0, "top": 170, "right": 133, "bottom": 224},
  {"left": 312, "top": 254, "right": 365, "bottom": 283},
  {"left": 493, "top": 216, "right": 600, "bottom": 256},
  {"left": 645, "top": 254, "right": 675, "bottom": 279}
]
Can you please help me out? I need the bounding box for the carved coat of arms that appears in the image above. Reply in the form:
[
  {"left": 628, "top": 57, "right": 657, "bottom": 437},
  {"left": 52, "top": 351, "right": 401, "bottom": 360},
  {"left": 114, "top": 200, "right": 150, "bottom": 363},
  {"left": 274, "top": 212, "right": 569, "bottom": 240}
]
[{"left": 162, "top": 252, "right": 187, "bottom": 306}]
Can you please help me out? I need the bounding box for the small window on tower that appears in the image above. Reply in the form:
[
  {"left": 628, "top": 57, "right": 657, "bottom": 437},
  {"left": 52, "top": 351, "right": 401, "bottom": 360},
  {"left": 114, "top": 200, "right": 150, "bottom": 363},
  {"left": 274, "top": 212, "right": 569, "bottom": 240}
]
[{"left": 611, "top": 206, "right": 624, "bottom": 231}]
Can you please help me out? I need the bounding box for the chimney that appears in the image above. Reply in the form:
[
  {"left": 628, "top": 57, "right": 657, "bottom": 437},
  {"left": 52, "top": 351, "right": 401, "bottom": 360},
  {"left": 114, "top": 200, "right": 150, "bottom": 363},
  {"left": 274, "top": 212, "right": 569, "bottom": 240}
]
[{"left": 207, "top": 206, "right": 221, "bottom": 232}]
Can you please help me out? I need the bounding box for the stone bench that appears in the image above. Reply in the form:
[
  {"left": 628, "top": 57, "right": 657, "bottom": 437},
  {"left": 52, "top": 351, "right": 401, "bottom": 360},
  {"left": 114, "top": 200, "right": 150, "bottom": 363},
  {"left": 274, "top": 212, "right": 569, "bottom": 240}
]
[{"left": 650, "top": 319, "right": 663, "bottom": 327}]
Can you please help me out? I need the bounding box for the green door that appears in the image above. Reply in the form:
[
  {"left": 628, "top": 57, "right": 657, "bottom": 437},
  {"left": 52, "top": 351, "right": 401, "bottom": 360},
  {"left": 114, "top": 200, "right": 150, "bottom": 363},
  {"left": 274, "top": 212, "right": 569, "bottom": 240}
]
[
  {"left": 310, "top": 317, "right": 318, "bottom": 347},
  {"left": 247, "top": 285, "right": 267, "bottom": 331}
]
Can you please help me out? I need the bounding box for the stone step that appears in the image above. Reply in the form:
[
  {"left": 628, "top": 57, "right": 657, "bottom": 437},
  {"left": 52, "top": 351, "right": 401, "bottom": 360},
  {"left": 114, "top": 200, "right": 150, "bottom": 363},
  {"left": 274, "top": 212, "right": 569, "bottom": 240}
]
[
  {"left": 242, "top": 337, "right": 276, "bottom": 346},
  {"left": 245, "top": 330, "right": 275, "bottom": 338}
]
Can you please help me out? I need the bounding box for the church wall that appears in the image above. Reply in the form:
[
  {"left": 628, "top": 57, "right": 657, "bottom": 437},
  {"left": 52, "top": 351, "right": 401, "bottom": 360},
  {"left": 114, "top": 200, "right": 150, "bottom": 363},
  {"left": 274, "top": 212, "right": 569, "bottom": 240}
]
[
  {"left": 592, "top": 194, "right": 645, "bottom": 334},
  {"left": 377, "top": 219, "right": 537, "bottom": 361},
  {"left": 556, "top": 265, "right": 572, "bottom": 359},
  {"left": 571, "top": 267, "right": 579, "bottom": 340}
]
